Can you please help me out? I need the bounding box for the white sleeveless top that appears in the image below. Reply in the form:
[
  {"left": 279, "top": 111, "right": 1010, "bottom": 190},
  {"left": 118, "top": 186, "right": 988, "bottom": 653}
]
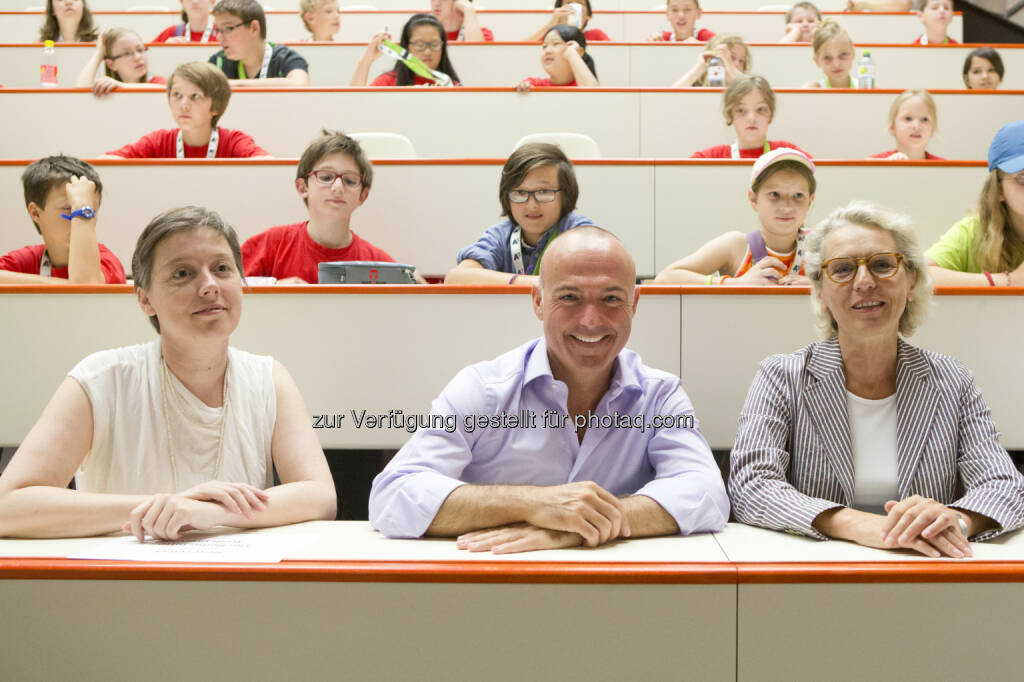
[{"left": 69, "top": 341, "right": 276, "bottom": 494}]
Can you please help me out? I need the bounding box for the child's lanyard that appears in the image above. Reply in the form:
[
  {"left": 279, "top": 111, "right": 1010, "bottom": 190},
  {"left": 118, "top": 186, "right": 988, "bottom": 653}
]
[
  {"left": 509, "top": 226, "right": 558, "bottom": 275},
  {"left": 825, "top": 75, "right": 855, "bottom": 88},
  {"left": 378, "top": 39, "right": 453, "bottom": 86},
  {"left": 730, "top": 141, "right": 770, "bottom": 159},
  {"left": 918, "top": 36, "right": 949, "bottom": 45},
  {"left": 238, "top": 43, "right": 272, "bottom": 79},
  {"left": 39, "top": 251, "right": 51, "bottom": 276},
  {"left": 752, "top": 229, "right": 807, "bottom": 276},
  {"left": 198, "top": 21, "right": 214, "bottom": 43},
  {"left": 176, "top": 127, "right": 219, "bottom": 159}
]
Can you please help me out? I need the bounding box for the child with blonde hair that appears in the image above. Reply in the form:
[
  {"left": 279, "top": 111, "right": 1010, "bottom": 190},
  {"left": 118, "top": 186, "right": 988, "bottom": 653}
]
[
  {"left": 672, "top": 34, "right": 750, "bottom": 87},
  {"left": 648, "top": 0, "right": 714, "bottom": 42},
  {"left": 656, "top": 148, "right": 816, "bottom": 285},
  {"left": 781, "top": 2, "right": 821, "bottom": 43},
  {"left": 299, "top": 0, "right": 341, "bottom": 41},
  {"left": 802, "top": 19, "right": 856, "bottom": 88},
  {"left": 870, "top": 90, "right": 943, "bottom": 160}
]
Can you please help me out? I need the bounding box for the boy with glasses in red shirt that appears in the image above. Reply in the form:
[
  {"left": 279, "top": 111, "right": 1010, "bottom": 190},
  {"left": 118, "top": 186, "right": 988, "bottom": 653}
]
[{"left": 242, "top": 131, "right": 424, "bottom": 284}]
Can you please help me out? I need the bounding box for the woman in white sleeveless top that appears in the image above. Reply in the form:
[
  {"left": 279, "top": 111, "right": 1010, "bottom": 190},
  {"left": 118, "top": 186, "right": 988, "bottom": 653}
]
[{"left": 0, "top": 206, "right": 336, "bottom": 540}]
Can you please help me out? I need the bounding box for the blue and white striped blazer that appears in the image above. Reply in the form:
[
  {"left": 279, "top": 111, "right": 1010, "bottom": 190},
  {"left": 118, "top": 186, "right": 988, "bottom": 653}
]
[{"left": 729, "top": 338, "right": 1024, "bottom": 541}]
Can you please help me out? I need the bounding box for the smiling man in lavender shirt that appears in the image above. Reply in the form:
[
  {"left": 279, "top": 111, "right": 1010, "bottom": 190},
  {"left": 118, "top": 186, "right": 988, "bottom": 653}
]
[{"left": 369, "top": 226, "right": 729, "bottom": 554}]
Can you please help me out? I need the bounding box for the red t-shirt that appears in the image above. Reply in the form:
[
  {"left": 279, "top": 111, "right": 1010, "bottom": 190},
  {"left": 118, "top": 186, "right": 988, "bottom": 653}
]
[
  {"left": 912, "top": 35, "right": 958, "bottom": 45},
  {"left": 153, "top": 24, "right": 220, "bottom": 43},
  {"left": 242, "top": 222, "right": 395, "bottom": 283},
  {"left": 690, "top": 141, "right": 810, "bottom": 159},
  {"left": 0, "top": 243, "right": 126, "bottom": 283},
  {"left": 584, "top": 28, "right": 611, "bottom": 42},
  {"left": 869, "top": 150, "right": 945, "bottom": 160},
  {"left": 523, "top": 77, "right": 577, "bottom": 87},
  {"left": 445, "top": 27, "right": 494, "bottom": 41},
  {"left": 662, "top": 28, "right": 715, "bottom": 42},
  {"left": 370, "top": 70, "right": 460, "bottom": 87},
  {"left": 106, "top": 127, "right": 268, "bottom": 158}
]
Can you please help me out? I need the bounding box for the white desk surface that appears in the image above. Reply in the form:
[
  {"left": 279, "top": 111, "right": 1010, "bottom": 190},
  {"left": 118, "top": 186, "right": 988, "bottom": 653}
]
[
  {"left": 714, "top": 521, "right": 1024, "bottom": 564},
  {"left": 3, "top": 520, "right": 1023, "bottom": 567}
]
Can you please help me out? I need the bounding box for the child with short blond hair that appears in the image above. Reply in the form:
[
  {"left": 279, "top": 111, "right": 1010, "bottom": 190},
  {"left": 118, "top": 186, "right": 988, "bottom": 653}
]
[
  {"left": 870, "top": 90, "right": 944, "bottom": 160},
  {"left": 802, "top": 19, "right": 856, "bottom": 88}
]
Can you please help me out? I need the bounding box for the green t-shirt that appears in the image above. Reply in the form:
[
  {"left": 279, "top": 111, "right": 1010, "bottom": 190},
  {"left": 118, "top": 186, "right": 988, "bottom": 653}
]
[{"left": 925, "top": 215, "right": 1024, "bottom": 273}]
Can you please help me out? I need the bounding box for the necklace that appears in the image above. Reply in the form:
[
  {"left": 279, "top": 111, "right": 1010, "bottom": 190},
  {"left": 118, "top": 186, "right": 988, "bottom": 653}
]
[{"left": 159, "top": 351, "right": 230, "bottom": 490}]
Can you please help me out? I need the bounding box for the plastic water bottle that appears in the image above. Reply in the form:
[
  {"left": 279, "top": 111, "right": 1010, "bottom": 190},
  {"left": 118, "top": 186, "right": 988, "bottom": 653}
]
[
  {"left": 855, "top": 50, "right": 876, "bottom": 89},
  {"left": 40, "top": 40, "right": 58, "bottom": 86},
  {"left": 567, "top": 2, "right": 583, "bottom": 28},
  {"left": 707, "top": 56, "right": 725, "bottom": 87}
]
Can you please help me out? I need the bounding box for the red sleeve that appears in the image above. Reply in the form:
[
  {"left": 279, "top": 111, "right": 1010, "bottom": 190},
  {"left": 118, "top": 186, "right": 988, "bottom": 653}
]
[
  {"left": 0, "top": 246, "right": 39, "bottom": 274},
  {"left": 481, "top": 27, "right": 494, "bottom": 42},
  {"left": 696, "top": 28, "right": 716, "bottom": 41},
  {"left": 912, "top": 36, "right": 924, "bottom": 44},
  {"left": 523, "top": 77, "right": 549, "bottom": 86},
  {"left": 220, "top": 129, "right": 269, "bottom": 158},
  {"left": 108, "top": 129, "right": 165, "bottom": 158},
  {"left": 868, "top": 151, "right": 893, "bottom": 159},
  {"left": 770, "top": 141, "right": 812, "bottom": 158},
  {"left": 690, "top": 149, "right": 709, "bottom": 159},
  {"left": 662, "top": 31, "right": 673, "bottom": 41},
  {"left": 241, "top": 232, "right": 270, "bottom": 277},
  {"left": 97, "top": 244, "right": 127, "bottom": 283},
  {"left": 367, "top": 243, "right": 396, "bottom": 262},
  {"left": 371, "top": 71, "right": 398, "bottom": 86},
  {"left": 585, "top": 29, "right": 611, "bottom": 42},
  {"left": 153, "top": 25, "right": 176, "bottom": 43},
  {"left": 149, "top": 76, "right": 167, "bottom": 84}
]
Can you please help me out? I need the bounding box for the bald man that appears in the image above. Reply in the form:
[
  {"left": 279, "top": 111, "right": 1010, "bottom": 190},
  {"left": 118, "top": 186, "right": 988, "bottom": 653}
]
[{"left": 370, "top": 227, "right": 728, "bottom": 553}]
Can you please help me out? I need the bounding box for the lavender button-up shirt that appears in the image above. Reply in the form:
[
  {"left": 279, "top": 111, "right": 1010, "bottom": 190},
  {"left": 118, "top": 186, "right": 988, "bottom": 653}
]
[{"left": 369, "top": 338, "right": 730, "bottom": 538}]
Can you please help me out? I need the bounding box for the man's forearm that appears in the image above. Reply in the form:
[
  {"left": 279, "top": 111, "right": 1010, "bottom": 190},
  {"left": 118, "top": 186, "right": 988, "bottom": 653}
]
[
  {"left": 621, "top": 494, "right": 678, "bottom": 537},
  {"left": 425, "top": 484, "right": 528, "bottom": 536}
]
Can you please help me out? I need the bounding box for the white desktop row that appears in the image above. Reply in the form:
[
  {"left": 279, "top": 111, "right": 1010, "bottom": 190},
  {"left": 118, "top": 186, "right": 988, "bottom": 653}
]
[
  {"left": 0, "top": 42, "right": 1015, "bottom": 89},
  {"left": 0, "top": 9, "right": 961, "bottom": 45}
]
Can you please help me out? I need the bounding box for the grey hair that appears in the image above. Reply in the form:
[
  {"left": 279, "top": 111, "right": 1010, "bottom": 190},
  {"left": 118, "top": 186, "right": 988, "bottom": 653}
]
[
  {"left": 132, "top": 206, "right": 244, "bottom": 333},
  {"left": 805, "top": 201, "right": 932, "bottom": 339}
]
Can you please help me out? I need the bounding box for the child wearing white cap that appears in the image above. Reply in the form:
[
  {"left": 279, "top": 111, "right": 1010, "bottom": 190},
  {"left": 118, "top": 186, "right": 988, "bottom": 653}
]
[{"left": 655, "top": 148, "right": 816, "bottom": 285}]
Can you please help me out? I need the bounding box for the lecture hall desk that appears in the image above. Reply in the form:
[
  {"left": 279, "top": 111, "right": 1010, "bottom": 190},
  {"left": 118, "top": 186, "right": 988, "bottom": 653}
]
[{"left": 2, "top": 521, "right": 1024, "bottom": 681}]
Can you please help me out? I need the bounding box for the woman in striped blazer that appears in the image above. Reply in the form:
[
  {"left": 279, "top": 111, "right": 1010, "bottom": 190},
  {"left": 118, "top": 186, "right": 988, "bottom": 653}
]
[{"left": 729, "top": 201, "right": 1024, "bottom": 557}]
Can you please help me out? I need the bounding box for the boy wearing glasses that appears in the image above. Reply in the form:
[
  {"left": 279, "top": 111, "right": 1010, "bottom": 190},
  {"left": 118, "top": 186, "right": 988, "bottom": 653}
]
[
  {"left": 445, "top": 143, "right": 594, "bottom": 285},
  {"left": 209, "top": 0, "right": 310, "bottom": 86},
  {"left": 241, "top": 130, "right": 397, "bottom": 284},
  {"left": 102, "top": 62, "right": 269, "bottom": 158}
]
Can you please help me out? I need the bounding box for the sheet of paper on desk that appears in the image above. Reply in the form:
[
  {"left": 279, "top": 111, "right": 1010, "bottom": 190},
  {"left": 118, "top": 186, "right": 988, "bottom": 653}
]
[{"left": 68, "top": 529, "right": 314, "bottom": 563}]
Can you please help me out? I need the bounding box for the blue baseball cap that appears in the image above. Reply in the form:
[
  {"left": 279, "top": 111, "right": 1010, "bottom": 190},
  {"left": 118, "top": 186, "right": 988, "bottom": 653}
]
[{"left": 988, "top": 120, "right": 1024, "bottom": 173}]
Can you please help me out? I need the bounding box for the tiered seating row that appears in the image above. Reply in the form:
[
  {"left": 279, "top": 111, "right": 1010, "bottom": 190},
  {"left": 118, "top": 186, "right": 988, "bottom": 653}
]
[
  {"left": 1, "top": 42, "right": 1017, "bottom": 89},
  {"left": 0, "top": 160, "right": 992, "bottom": 278},
  {"left": 1, "top": 88, "right": 1017, "bottom": 159},
  {"left": 0, "top": 10, "right": 961, "bottom": 45}
]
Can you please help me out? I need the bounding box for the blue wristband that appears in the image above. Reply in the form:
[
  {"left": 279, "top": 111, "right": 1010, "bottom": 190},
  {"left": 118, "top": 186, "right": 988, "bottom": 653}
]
[{"left": 61, "top": 207, "right": 95, "bottom": 221}]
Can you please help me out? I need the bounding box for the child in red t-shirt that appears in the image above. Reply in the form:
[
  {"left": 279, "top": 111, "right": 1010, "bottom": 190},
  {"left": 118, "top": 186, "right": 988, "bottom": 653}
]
[
  {"left": 242, "top": 131, "right": 424, "bottom": 284},
  {"left": 73, "top": 28, "right": 167, "bottom": 98},
  {"left": 691, "top": 75, "right": 810, "bottom": 159},
  {"left": 430, "top": 0, "right": 494, "bottom": 42},
  {"left": 102, "top": 62, "right": 269, "bottom": 159},
  {"left": 518, "top": 25, "right": 598, "bottom": 89},
  {"left": 153, "top": 0, "right": 219, "bottom": 43},
  {"left": 1, "top": 155, "right": 125, "bottom": 284},
  {"left": 869, "top": 90, "right": 944, "bottom": 160},
  {"left": 648, "top": 0, "right": 714, "bottom": 42}
]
